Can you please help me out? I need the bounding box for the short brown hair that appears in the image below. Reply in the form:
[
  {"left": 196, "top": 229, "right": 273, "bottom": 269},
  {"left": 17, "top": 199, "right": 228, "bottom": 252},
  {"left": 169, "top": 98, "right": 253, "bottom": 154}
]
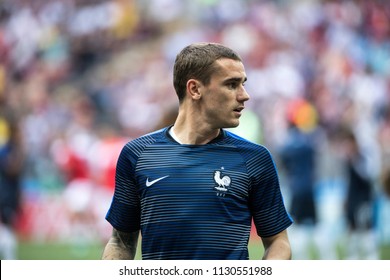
[{"left": 173, "top": 43, "right": 242, "bottom": 102}]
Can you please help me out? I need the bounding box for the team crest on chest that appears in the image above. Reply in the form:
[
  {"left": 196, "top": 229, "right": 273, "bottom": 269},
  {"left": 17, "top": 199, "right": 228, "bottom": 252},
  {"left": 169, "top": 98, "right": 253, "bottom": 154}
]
[{"left": 213, "top": 170, "right": 231, "bottom": 196}]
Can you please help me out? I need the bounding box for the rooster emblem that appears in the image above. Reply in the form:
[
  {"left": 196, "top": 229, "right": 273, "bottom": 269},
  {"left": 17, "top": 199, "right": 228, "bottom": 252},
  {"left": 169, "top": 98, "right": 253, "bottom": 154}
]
[{"left": 214, "top": 170, "right": 231, "bottom": 192}]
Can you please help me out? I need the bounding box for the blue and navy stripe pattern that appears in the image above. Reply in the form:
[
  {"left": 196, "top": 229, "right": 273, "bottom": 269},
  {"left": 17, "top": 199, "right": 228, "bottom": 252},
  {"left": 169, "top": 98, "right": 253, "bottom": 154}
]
[{"left": 106, "top": 127, "right": 292, "bottom": 259}]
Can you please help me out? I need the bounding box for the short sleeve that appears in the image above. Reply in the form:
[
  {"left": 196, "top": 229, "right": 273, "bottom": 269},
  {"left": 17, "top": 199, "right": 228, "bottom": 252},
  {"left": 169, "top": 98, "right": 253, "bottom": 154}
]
[
  {"left": 105, "top": 144, "right": 141, "bottom": 232},
  {"left": 248, "top": 147, "right": 293, "bottom": 237}
]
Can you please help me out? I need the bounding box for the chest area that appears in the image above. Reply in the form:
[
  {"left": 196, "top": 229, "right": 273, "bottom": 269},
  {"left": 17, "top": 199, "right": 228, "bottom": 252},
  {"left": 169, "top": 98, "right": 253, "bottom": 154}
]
[{"left": 134, "top": 146, "right": 250, "bottom": 199}]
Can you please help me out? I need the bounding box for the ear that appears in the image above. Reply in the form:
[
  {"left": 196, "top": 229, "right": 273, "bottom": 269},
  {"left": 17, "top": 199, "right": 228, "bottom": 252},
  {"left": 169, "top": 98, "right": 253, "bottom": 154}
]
[{"left": 186, "top": 79, "right": 202, "bottom": 100}]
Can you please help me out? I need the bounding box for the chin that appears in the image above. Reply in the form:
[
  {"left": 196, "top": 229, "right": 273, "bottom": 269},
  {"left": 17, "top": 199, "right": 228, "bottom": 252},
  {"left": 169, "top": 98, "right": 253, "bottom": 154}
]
[{"left": 224, "top": 121, "right": 240, "bottom": 128}]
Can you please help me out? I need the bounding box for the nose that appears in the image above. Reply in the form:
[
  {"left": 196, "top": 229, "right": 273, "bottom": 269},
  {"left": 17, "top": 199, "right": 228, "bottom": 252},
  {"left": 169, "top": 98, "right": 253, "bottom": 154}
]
[{"left": 238, "top": 86, "right": 250, "bottom": 102}]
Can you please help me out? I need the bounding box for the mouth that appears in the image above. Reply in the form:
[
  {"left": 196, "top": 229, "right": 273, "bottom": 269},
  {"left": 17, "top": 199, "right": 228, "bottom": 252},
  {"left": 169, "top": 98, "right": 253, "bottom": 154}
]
[{"left": 233, "top": 107, "right": 244, "bottom": 116}]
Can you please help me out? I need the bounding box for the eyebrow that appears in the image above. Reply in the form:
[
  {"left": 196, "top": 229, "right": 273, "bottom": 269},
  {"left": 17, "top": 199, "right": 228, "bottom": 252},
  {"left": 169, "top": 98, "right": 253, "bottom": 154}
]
[{"left": 223, "top": 77, "right": 247, "bottom": 84}]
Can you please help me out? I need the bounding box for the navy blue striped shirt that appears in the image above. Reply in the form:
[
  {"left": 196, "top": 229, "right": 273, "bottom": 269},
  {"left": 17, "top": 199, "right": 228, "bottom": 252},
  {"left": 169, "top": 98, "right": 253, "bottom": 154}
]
[{"left": 106, "top": 127, "right": 292, "bottom": 259}]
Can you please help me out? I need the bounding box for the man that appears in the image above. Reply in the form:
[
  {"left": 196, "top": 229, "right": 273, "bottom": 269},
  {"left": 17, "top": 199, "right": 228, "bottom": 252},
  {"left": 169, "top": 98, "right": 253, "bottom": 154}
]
[
  {"left": 339, "top": 128, "right": 377, "bottom": 259},
  {"left": 102, "top": 43, "right": 292, "bottom": 260},
  {"left": 278, "top": 100, "right": 318, "bottom": 259},
  {"left": 0, "top": 97, "right": 23, "bottom": 259}
]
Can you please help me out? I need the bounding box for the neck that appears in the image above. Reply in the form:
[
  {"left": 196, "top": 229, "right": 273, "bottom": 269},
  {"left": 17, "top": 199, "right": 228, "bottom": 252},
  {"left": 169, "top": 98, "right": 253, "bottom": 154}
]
[{"left": 172, "top": 108, "right": 220, "bottom": 145}]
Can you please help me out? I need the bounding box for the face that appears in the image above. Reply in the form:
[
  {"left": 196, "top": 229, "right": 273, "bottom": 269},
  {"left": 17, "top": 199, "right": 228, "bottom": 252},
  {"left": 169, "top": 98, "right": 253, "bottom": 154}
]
[{"left": 198, "top": 58, "right": 250, "bottom": 129}]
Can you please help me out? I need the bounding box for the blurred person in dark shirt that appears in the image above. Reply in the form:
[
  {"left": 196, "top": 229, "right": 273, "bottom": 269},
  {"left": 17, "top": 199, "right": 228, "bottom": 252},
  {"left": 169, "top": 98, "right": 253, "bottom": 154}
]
[
  {"left": 0, "top": 89, "right": 24, "bottom": 259},
  {"left": 339, "top": 127, "right": 377, "bottom": 259},
  {"left": 278, "top": 98, "right": 319, "bottom": 259}
]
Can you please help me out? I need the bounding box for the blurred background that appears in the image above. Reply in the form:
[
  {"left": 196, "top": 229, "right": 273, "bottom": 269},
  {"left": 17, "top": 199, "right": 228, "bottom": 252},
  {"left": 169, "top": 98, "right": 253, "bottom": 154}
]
[{"left": 0, "top": 0, "right": 390, "bottom": 260}]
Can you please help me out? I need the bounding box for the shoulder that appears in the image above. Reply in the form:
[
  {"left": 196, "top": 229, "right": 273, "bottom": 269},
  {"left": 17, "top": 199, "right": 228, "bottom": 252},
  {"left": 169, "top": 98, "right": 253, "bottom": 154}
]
[
  {"left": 127, "top": 128, "right": 166, "bottom": 147},
  {"left": 120, "top": 128, "right": 168, "bottom": 158},
  {"left": 224, "top": 130, "right": 277, "bottom": 175},
  {"left": 224, "top": 130, "right": 271, "bottom": 156}
]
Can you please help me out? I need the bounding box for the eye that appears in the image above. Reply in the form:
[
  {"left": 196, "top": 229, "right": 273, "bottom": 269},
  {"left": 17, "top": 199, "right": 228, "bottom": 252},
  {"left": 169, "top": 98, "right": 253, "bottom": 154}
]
[
  {"left": 225, "top": 78, "right": 246, "bottom": 89},
  {"left": 227, "top": 82, "right": 239, "bottom": 89}
]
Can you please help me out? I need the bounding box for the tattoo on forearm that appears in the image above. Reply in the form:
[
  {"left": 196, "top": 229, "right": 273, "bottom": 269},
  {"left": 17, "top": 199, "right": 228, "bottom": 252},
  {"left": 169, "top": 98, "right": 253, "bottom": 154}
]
[
  {"left": 113, "top": 230, "right": 136, "bottom": 249},
  {"left": 102, "top": 229, "right": 139, "bottom": 259}
]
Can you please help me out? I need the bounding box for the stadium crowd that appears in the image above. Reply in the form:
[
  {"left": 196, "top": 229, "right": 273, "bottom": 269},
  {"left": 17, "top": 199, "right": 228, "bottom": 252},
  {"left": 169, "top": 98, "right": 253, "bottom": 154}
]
[{"left": 0, "top": 0, "right": 389, "bottom": 259}]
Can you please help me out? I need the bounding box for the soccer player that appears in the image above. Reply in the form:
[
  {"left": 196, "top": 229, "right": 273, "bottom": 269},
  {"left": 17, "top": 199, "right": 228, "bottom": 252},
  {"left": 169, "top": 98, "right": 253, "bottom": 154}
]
[{"left": 102, "top": 43, "right": 293, "bottom": 260}]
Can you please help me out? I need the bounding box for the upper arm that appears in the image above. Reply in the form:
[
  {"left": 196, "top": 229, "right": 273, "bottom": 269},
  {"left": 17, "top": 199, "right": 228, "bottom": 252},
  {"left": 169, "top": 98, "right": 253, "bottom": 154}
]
[
  {"left": 106, "top": 144, "right": 141, "bottom": 232},
  {"left": 249, "top": 147, "right": 293, "bottom": 237}
]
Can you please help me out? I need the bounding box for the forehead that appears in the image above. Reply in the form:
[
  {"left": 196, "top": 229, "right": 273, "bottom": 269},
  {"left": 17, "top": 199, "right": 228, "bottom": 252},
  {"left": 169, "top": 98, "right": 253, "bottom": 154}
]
[{"left": 212, "top": 58, "right": 246, "bottom": 80}]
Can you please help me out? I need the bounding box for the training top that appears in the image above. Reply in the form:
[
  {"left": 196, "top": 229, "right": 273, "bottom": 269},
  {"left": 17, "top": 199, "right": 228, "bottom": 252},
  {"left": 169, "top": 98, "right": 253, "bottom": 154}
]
[{"left": 106, "top": 127, "right": 292, "bottom": 260}]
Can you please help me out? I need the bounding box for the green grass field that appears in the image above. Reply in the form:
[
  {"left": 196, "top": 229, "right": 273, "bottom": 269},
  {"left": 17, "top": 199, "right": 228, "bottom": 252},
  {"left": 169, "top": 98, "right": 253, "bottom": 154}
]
[
  {"left": 16, "top": 240, "right": 264, "bottom": 260},
  {"left": 16, "top": 239, "right": 390, "bottom": 260}
]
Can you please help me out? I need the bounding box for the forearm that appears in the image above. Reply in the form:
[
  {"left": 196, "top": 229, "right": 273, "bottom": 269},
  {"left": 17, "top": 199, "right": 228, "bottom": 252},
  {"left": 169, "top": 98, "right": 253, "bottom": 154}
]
[
  {"left": 102, "top": 229, "right": 139, "bottom": 260},
  {"left": 261, "top": 230, "right": 292, "bottom": 260},
  {"left": 262, "top": 238, "right": 291, "bottom": 260}
]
